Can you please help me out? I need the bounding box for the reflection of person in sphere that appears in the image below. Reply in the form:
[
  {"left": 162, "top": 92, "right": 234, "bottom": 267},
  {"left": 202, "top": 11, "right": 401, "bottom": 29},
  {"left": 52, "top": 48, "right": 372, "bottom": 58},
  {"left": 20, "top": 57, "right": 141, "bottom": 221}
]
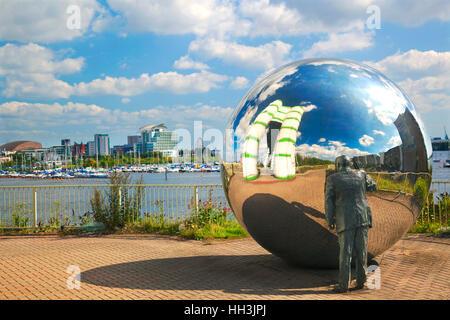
[{"left": 325, "top": 155, "right": 377, "bottom": 293}]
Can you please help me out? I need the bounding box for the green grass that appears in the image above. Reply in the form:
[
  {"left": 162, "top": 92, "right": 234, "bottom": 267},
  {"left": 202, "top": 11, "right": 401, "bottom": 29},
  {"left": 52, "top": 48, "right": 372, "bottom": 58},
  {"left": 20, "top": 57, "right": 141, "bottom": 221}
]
[
  {"left": 122, "top": 215, "right": 248, "bottom": 240},
  {"left": 408, "top": 222, "right": 449, "bottom": 237}
]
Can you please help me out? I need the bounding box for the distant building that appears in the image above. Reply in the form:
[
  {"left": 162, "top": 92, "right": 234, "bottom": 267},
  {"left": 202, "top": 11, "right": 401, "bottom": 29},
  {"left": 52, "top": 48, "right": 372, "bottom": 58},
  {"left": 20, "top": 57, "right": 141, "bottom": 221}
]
[
  {"left": 71, "top": 142, "right": 86, "bottom": 157},
  {"left": 94, "top": 134, "right": 110, "bottom": 156},
  {"left": 87, "top": 141, "right": 95, "bottom": 157},
  {"left": 61, "top": 139, "right": 71, "bottom": 146},
  {"left": 127, "top": 135, "right": 140, "bottom": 145},
  {"left": 112, "top": 145, "right": 124, "bottom": 155},
  {"left": 139, "top": 124, "right": 178, "bottom": 157},
  {"left": 0, "top": 141, "right": 42, "bottom": 152}
]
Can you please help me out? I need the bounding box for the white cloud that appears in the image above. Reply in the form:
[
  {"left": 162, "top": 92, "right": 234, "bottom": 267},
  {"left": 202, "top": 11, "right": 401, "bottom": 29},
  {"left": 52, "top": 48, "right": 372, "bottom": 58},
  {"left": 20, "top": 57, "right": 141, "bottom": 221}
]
[
  {"left": 373, "top": 130, "right": 385, "bottom": 136},
  {"left": 303, "top": 23, "right": 374, "bottom": 57},
  {"left": 106, "top": 0, "right": 250, "bottom": 38},
  {"left": 0, "top": 43, "right": 229, "bottom": 98},
  {"left": 365, "top": 50, "right": 450, "bottom": 114},
  {"left": 173, "top": 55, "right": 209, "bottom": 71},
  {"left": 74, "top": 71, "right": 228, "bottom": 96},
  {"left": 366, "top": 50, "right": 450, "bottom": 80},
  {"left": 0, "top": 101, "right": 233, "bottom": 139},
  {"left": 0, "top": 0, "right": 102, "bottom": 42},
  {"left": 121, "top": 98, "right": 131, "bottom": 104},
  {"left": 386, "top": 135, "right": 402, "bottom": 148},
  {"left": 359, "top": 134, "right": 375, "bottom": 146},
  {"left": 318, "top": 138, "right": 326, "bottom": 142},
  {"left": 278, "top": 0, "right": 450, "bottom": 29},
  {"left": 296, "top": 140, "right": 370, "bottom": 160},
  {"left": 230, "top": 76, "right": 249, "bottom": 89},
  {"left": 0, "top": 43, "right": 83, "bottom": 99},
  {"left": 189, "top": 38, "right": 292, "bottom": 70}
]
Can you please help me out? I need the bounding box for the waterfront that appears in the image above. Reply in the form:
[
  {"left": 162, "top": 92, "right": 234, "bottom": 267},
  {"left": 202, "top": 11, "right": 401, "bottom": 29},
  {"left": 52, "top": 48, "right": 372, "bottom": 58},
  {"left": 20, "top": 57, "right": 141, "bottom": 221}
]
[
  {"left": 0, "top": 172, "right": 225, "bottom": 227},
  {"left": 0, "top": 171, "right": 222, "bottom": 187}
]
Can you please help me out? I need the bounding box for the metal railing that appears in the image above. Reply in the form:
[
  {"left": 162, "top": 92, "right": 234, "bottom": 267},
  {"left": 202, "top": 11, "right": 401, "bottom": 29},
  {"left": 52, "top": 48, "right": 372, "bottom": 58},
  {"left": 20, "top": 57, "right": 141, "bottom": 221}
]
[
  {"left": 0, "top": 181, "right": 448, "bottom": 229},
  {"left": 417, "top": 181, "right": 449, "bottom": 226},
  {"left": 0, "top": 184, "right": 227, "bottom": 228}
]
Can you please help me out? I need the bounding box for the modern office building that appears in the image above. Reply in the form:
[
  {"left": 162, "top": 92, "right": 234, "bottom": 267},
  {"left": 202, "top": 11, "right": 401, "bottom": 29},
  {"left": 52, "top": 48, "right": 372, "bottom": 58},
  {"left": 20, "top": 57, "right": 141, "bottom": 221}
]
[
  {"left": 87, "top": 141, "right": 95, "bottom": 156},
  {"left": 94, "top": 134, "right": 110, "bottom": 156},
  {"left": 71, "top": 142, "right": 86, "bottom": 157},
  {"left": 138, "top": 124, "right": 178, "bottom": 157},
  {"left": 127, "top": 135, "right": 140, "bottom": 145}
]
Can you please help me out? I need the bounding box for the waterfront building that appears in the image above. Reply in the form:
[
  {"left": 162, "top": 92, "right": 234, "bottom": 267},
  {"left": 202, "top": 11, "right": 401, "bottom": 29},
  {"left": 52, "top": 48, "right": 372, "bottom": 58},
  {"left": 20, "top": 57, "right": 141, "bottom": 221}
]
[
  {"left": 87, "top": 141, "right": 95, "bottom": 156},
  {"left": 0, "top": 141, "right": 42, "bottom": 152},
  {"left": 94, "top": 134, "right": 110, "bottom": 156},
  {"left": 71, "top": 142, "right": 86, "bottom": 157},
  {"left": 139, "top": 124, "right": 178, "bottom": 157},
  {"left": 127, "top": 135, "right": 140, "bottom": 145}
]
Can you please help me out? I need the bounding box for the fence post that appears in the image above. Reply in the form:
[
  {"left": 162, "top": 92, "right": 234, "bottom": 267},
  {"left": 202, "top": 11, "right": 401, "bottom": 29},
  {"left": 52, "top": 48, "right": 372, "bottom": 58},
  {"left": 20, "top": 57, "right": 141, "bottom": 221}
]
[
  {"left": 193, "top": 186, "right": 198, "bottom": 217},
  {"left": 118, "top": 186, "right": 122, "bottom": 208},
  {"left": 32, "top": 187, "right": 37, "bottom": 228}
]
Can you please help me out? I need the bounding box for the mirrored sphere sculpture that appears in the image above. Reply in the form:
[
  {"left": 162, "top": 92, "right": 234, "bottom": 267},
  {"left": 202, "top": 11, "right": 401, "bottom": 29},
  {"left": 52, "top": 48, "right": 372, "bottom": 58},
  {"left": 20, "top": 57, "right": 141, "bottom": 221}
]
[{"left": 222, "top": 58, "right": 431, "bottom": 268}]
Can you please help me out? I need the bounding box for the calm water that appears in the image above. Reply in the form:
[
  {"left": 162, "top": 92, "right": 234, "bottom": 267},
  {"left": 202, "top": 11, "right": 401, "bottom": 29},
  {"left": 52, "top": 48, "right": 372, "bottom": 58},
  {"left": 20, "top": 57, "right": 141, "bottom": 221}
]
[
  {"left": 0, "top": 172, "right": 222, "bottom": 187},
  {"left": 0, "top": 172, "right": 225, "bottom": 226}
]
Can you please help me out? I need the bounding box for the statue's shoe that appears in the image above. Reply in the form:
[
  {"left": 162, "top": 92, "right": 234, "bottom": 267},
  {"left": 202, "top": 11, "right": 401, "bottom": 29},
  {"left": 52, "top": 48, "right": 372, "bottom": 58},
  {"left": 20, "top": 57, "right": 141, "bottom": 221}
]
[{"left": 332, "top": 284, "right": 349, "bottom": 293}]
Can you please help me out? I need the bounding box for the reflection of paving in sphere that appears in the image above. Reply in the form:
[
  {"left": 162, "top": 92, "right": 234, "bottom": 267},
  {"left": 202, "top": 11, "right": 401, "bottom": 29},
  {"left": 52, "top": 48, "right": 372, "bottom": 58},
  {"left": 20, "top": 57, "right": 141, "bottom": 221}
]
[
  {"left": 224, "top": 167, "right": 420, "bottom": 268},
  {"left": 223, "top": 58, "right": 429, "bottom": 268}
]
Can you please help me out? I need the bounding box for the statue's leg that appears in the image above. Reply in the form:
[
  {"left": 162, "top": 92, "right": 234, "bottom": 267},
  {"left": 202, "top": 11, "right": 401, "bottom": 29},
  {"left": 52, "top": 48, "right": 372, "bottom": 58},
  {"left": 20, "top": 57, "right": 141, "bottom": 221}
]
[
  {"left": 338, "top": 229, "right": 355, "bottom": 290},
  {"left": 354, "top": 226, "right": 369, "bottom": 287}
]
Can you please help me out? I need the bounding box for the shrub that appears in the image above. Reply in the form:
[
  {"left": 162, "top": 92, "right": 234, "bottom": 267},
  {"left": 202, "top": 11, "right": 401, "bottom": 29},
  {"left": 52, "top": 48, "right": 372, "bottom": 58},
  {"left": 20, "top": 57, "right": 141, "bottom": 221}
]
[
  {"left": 90, "top": 172, "right": 144, "bottom": 230},
  {"left": 10, "top": 202, "right": 31, "bottom": 228},
  {"left": 413, "top": 177, "right": 428, "bottom": 207}
]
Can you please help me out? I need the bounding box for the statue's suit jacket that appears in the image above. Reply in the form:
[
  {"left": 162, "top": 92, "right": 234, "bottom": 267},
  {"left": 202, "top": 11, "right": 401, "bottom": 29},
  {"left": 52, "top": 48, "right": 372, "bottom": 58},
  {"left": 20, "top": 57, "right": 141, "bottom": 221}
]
[{"left": 325, "top": 169, "right": 377, "bottom": 233}]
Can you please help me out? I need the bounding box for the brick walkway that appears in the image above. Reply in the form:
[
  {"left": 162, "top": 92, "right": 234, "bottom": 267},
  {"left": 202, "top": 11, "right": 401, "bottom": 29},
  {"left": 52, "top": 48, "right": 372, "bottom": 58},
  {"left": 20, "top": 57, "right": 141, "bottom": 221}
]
[{"left": 0, "top": 233, "right": 448, "bottom": 300}]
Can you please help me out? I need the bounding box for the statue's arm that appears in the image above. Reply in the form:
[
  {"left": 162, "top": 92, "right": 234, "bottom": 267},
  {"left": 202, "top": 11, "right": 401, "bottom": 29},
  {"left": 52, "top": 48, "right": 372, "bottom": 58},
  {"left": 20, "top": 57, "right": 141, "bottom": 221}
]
[{"left": 324, "top": 178, "right": 336, "bottom": 229}]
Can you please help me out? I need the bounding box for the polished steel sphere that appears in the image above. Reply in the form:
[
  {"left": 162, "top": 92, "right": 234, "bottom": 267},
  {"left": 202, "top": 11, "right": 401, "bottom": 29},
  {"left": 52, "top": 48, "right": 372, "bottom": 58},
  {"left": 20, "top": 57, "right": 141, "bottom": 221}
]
[{"left": 222, "top": 58, "right": 431, "bottom": 268}]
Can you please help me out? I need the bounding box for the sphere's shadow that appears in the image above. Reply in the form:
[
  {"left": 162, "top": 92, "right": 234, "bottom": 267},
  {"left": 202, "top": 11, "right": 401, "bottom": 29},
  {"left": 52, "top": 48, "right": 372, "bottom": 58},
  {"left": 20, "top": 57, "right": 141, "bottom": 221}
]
[
  {"left": 81, "top": 254, "right": 339, "bottom": 295},
  {"left": 242, "top": 193, "right": 341, "bottom": 268}
]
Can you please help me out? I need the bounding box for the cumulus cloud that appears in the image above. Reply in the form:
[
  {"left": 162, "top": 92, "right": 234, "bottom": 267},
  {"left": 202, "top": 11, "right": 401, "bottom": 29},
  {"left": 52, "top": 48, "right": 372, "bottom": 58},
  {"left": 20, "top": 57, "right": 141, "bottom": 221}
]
[
  {"left": 365, "top": 49, "right": 450, "bottom": 114},
  {"left": 0, "top": 101, "right": 233, "bottom": 142},
  {"left": 296, "top": 140, "right": 370, "bottom": 160},
  {"left": 74, "top": 71, "right": 229, "bottom": 96},
  {"left": 0, "top": 0, "right": 102, "bottom": 42},
  {"left": 189, "top": 38, "right": 292, "bottom": 70},
  {"left": 0, "top": 43, "right": 229, "bottom": 99},
  {"left": 0, "top": 43, "right": 83, "bottom": 99},
  {"left": 303, "top": 23, "right": 374, "bottom": 57},
  {"left": 373, "top": 130, "right": 385, "bottom": 136},
  {"left": 105, "top": 0, "right": 250, "bottom": 38},
  {"left": 230, "top": 76, "right": 249, "bottom": 89},
  {"left": 386, "top": 135, "right": 402, "bottom": 148},
  {"left": 173, "top": 55, "right": 209, "bottom": 71},
  {"left": 359, "top": 134, "right": 375, "bottom": 146}
]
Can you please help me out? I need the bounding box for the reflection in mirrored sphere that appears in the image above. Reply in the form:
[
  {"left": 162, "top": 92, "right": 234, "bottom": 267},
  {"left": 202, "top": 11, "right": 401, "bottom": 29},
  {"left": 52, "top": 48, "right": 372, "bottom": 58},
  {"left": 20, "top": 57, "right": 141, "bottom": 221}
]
[{"left": 222, "top": 58, "right": 431, "bottom": 268}]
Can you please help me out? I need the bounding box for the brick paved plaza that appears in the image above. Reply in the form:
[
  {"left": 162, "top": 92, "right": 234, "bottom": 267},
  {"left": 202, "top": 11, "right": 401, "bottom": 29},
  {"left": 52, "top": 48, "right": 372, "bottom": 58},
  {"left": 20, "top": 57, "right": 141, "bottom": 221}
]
[{"left": 0, "top": 233, "right": 448, "bottom": 300}]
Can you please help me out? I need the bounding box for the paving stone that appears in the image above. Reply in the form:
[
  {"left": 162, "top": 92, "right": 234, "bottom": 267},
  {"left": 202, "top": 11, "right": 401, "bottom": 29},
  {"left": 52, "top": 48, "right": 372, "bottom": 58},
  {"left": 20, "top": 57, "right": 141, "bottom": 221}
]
[{"left": 0, "top": 233, "right": 448, "bottom": 300}]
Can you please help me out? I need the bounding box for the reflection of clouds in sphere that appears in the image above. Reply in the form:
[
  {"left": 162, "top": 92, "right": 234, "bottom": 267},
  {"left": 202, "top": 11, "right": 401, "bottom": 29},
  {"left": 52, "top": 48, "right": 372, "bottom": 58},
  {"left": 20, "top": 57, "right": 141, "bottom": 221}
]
[
  {"left": 223, "top": 58, "right": 430, "bottom": 268},
  {"left": 359, "top": 134, "right": 375, "bottom": 147},
  {"left": 227, "top": 57, "right": 431, "bottom": 163}
]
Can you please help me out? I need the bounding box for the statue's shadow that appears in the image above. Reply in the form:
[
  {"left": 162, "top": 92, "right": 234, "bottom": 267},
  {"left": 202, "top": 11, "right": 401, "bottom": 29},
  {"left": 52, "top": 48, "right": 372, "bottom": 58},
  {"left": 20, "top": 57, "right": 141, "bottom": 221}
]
[{"left": 81, "top": 254, "right": 338, "bottom": 296}]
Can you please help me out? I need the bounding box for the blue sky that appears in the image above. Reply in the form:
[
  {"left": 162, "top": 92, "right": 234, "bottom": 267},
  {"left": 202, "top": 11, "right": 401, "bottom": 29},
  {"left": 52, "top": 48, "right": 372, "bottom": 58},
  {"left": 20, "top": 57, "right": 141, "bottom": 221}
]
[{"left": 0, "top": 0, "right": 448, "bottom": 148}]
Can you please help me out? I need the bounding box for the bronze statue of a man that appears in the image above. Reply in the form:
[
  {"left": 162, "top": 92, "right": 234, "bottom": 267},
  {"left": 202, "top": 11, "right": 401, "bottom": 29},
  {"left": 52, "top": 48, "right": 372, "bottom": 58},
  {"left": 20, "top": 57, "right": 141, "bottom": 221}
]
[{"left": 325, "top": 155, "right": 377, "bottom": 293}]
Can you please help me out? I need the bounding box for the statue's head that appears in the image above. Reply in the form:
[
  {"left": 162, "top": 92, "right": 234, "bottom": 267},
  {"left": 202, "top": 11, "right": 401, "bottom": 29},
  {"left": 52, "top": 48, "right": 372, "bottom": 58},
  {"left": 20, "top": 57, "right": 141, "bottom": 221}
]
[{"left": 335, "top": 155, "right": 352, "bottom": 172}]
